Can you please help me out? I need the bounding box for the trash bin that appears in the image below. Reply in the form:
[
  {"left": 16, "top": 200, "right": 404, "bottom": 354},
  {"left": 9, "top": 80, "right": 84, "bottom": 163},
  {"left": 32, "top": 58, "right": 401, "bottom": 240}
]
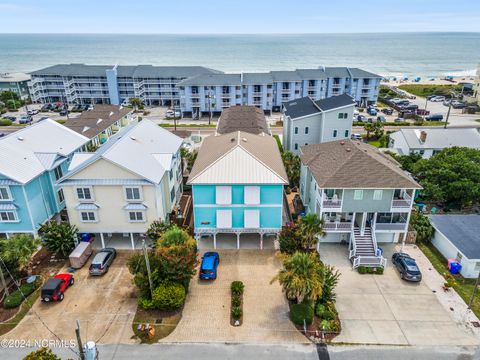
[
  {"left": 449, "top": 262, "right": 462, "bottom": 275},
  {"left": 376, "top": 247, "right": 383, "bottom": 257}
]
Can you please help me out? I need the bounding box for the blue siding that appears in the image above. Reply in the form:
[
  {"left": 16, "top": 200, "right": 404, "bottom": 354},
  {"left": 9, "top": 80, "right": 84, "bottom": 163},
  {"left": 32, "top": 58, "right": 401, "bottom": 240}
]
[
  {"left": 261, "top": 185, "right": 283, "bottom": 204},
  {"left": 193, "top": 185, "right": 215, "bottom": 204},
  {"left": 0, "top": 182, "right": 33, "bottom": 233}
]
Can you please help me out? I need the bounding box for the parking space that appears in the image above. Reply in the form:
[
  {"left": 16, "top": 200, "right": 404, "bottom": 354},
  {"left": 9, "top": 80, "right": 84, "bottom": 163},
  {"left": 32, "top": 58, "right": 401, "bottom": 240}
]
[
  {"left": 319, "top": 243, "right": 479, "bottom": 346},
  {"left": 196, "top": 233, "right": 277, "bottom": 250},
  {"left": 1, "top": 251, "right": 137, "bottom": 345},
  {"left": 163, "top": 250, "right": 307, "bottom": 344}
]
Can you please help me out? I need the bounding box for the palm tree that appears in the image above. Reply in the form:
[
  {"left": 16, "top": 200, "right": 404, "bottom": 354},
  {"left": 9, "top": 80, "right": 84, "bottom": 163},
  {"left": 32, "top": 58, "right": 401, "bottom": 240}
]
[
  {"left": 298, "top": 213, "right": 325, "bottom": 251},
  {"left": 129, "top": 97, "right": 142, "bottom": 111},
  {"left": 364, "top": 122, "right": 375, "bottom": 140},
  {"left": 0, "top": 234, "right": 40, "bottom": 269},
  {"left": 272, "top": 252, "right": 324, "bottom": 303},
  {"left": 281, "top": 151, "right": 301, "bottom": 187},
  {"left": 373, "top": 122, "right": 384, "bottom": 139}
]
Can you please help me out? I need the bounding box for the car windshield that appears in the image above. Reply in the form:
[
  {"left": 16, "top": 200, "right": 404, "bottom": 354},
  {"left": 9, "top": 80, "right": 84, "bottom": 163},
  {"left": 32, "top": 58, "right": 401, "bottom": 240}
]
[{"left": 404, "top": 258, "right": 420, "bottom": 273}]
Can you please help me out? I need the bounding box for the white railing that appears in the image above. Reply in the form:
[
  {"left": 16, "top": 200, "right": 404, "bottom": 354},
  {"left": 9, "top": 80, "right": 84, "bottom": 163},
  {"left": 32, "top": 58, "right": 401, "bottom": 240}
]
[
  {"left": 391, "top": 193, "right": 412, "bottom": 208},
  {"left": 375, "top": 223, "right": 407, "bottom": 231},
  {"left": 353, "top": 256, "right": 387, "bottom": 269},
  {"left": 323, "top": 222, "right": 353, "bottom": 232},
  {"left": 371, "top": 227, "right": 378, "bottom": 256},
  {"left": 349, "top": 228, "right": 356, "bottom": 260}
]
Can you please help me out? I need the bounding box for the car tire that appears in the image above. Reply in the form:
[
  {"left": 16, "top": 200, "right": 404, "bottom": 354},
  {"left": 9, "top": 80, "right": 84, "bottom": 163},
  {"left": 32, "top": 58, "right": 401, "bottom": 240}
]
[
  {"left": 400, "top": 272, "right": 405, "bottom": 280},
  {"left": 59, "top": 293, "right": 64, "bottom": 301},
  {"left": 69, "top": 278, "right": 74, "bottom": 286}
]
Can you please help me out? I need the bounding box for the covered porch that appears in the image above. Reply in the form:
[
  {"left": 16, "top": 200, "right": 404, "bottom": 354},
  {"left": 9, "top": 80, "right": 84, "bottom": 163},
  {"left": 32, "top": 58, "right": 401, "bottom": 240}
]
[
  {"left": 90, "top": 232, "right": 153, "bottom": 250},
  {"left": 194, "top": 228, "right": 279, "bottom": 250}
]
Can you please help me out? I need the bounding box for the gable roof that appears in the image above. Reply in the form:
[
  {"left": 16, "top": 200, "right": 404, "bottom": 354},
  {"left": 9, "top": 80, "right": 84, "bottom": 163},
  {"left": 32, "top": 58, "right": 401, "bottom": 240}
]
[
  {"left": 64, "top": 105, "right": 133, "bottom": 139},
  {"left": 217, "top": 106, "right": 269, "bottom": 135},
  {"left": 59, "top": 120, "right": 182, "bottom": 185},
  {"left": 300, "top": 139, "right": 421, "bottom": 189},
  {"left": 188, "top": 131, "right": 288, "bottom": 185},
  {"left": 394, "top": 128, "right": 480, "bottom": 149},
  {"left": 283, "top": 94, "right": 356, "bottom": 119},
  {"left": 0, "top": 119, "right": 89, "bottom": 184},
  {"left": 429, "top": 215, "right": 480, "bottom": 259},
  {"left": 314, "top": 93, "right": 357, "bottom": 111}
]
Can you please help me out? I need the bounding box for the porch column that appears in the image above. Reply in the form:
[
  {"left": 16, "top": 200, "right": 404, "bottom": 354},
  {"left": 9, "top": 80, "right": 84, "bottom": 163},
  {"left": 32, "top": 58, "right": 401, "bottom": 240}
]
[
  {"left": 213, "top": 233, "right": 217, "bottom": 249},
  {"left": 236, "top": 232, "right": 240, "bottom": 249},
  {"left": 100, "top": 233, "right": 105, "bottom": 248},
  {"left": 5, "top": 233, "right": 10, "bottom": 239},
  {"left": 130, "top": 233, "right": 135, "bottom": 250},
  {"left": 260, "top": 233, "right": 264, "bottom": 250}
]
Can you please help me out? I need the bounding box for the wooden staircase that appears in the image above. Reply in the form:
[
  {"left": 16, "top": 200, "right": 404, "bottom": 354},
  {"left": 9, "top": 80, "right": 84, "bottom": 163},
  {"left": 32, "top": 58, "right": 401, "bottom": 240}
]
[{"left": 350, "top": 227, "right": 387, "bottom": 269}]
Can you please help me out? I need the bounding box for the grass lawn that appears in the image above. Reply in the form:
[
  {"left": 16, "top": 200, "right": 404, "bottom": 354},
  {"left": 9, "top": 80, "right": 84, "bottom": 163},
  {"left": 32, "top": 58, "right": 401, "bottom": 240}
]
[
  {"left": 418, "top": 242, "right": 480, "bottom": 319},
  {"left": 397, "top": 84, "right": 463, "bottom": 98},
  {"left": 131, "top": 307, "right": 182, "bottom": 344},
  {"left": 0, "top": 280, "right": 43, "bottom": 336},
  {"left": 367, "top": 140, "right": 382, "bottom": 148}
]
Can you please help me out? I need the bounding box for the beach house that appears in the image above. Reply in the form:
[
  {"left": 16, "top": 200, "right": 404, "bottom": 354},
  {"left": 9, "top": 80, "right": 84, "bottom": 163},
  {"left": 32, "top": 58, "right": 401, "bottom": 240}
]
[
  {"left": 0, "top": 120, "right": 89, "bottom": 238},
  {"left": 57, "top": 120, "right": 183, "bottom": 249},
  {"left": 187, "top": 131, "right": 288, "bottom": 249},
  {"left": 299, "top": 139, "right": 421, "bottom": 268}
]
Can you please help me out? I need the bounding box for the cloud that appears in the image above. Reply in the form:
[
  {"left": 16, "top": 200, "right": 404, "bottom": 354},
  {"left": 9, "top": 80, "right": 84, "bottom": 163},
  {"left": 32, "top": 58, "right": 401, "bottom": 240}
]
[{"left": 0, "top": 3, "right": 34, "bottom": 12}]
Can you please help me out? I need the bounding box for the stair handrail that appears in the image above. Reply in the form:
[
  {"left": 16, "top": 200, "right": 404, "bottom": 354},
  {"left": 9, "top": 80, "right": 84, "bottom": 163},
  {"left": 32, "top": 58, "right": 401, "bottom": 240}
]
[
  {"left": 349, "top": 227, "right": 357, "bottom": 259},
  {"left": 370, "top": 224, "right": 379, "bottom": 256}
]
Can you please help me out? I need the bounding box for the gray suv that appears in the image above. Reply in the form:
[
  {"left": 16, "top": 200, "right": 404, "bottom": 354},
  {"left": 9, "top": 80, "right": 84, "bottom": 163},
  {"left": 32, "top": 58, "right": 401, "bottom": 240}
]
[{"left": 89, "top": 248, "right": 116, "bottom": 276}]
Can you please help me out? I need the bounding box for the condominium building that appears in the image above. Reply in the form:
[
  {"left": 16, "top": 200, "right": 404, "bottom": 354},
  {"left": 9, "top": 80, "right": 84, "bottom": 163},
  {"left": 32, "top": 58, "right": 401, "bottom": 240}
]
[
  {"left": 28, "top": 64, "right": 381, "bottom": 115},
  {"left": 0, "top": 72, "right": 31, "bottom": 100}
]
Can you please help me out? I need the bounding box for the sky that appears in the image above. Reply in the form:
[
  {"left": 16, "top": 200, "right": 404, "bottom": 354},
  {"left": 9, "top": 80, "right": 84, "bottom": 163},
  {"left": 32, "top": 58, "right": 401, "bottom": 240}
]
[{"left": 0, "top": 0, "right": 479, "bottom": 34}]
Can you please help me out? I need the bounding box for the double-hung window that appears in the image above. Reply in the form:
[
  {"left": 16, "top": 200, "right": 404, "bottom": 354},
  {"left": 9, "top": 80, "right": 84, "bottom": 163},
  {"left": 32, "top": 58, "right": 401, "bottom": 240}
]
[
  {"left": 128, "top": 211, "right": 145, "bottom": 222},
  {"left": 354, "top": 190, "right": 364, "bottom": 200},
  {"left": 0, "top": 187, "right": 12, "bottom": 201},
  {"left": 80, "top": 211, "right": 97, "bottom": 222},
  {"left": 54, "top": 166, "right": 63, "bottom": 181},
  {"left": 125, "top": 187, "right": 141, "bottom": 201},
  {"left": 0, "top": 211, "right": 16, "bottom": 222},
  {"left": 76, "top": 187, "right": 93, "bottom": 201},
  {"left": 373, "top": 190, "right": 383, "bottom": 200}
]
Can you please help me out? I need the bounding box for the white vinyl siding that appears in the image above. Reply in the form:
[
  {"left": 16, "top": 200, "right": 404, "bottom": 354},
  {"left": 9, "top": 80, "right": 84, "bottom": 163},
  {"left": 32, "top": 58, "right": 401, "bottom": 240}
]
[
  {"left": 244, "top": 210, "right": 260, "bottom": 228},
  {"left": 216, "top": 209, "right": 232, "bottom": 228},
  {"left": 244, "top": 186, "right": 260, "bottom": 205},
  {"left": 0, "top": 187, "right": 12, "bottom": 201},
  {"left": 373, "top": 190, "right": 383, "bottom": 200},
  {"left": 354, "top": 190, "right": 363, "bottom": 200},
  {"left": 216, "top": 186, "right": 232, "bottom": 205}
]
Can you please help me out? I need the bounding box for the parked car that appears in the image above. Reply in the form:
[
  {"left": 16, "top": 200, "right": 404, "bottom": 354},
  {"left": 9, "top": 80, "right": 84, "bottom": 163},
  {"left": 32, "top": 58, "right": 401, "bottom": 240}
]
[
  {"left": 351, "top": 133, "right": 362, "bottom": 140},
  {"left": 430, "top": 96, "right": 445, "bottom": 102},
  {"left": 0, "top": 133, "right": 5, "bottom": 137},
  {"left": 402, "top": 104, "right": 418, "bottom": 111},
  {"left": 199, "top": 252, "right": 220, "bottom": 280},
  {"left": 425, "top": 114, "right": 444, "bottom": 121},
  {"left": 367, "top": 108, "right": 377, "bottom": 116},
  {"left": 451, "top": 101, "right": 466, "bottom": 109},
  {"left": 41, "top": 104, "right": 53, "bottom": 111},
  {"left": 41, "top": 274, "right": 74, "bottom": 302},
  {"left": 19, "top": 115, "right": 32, "bottom": 124},
  {"left": 376, "top": 115, "right": 386, "bottom": 122},
  {"left": 121, "top": 98, "right": 131, "bottom": 107},
  {"left": 89, "top": 248, "right": 116, "bottom": 276},
  {"left": 356, "top": 115, "right": 366, "bottom": 122},
  {"left": 367, "top": 117, "right": 374, "bottom": 123},
  {"left": 27, "top": 109, "right": 39, "bottom": 116},
  {"left": 381, "top": 108, "right": 393, "bottom": 115},
  {"left": 59, "top": 109, "right": 69, "bottom": 116},
  {"left": 394, "top": 117, "right": 405, "bottom": 123},
  {"left": 3, "top": 115, "right": 16, "bottom": 122},
  {"left": 392, "top": 253, "right": 422, "bottom": 282}
]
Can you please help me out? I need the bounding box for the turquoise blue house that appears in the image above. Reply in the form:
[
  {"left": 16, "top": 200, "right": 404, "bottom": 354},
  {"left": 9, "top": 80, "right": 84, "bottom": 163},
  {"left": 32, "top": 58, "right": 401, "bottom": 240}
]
[
  {"left": 0, "top": 120, "right": 88, "bottom": 238},
  {"left": 187, "top": 131, "right": 288, "bottom": 249}
]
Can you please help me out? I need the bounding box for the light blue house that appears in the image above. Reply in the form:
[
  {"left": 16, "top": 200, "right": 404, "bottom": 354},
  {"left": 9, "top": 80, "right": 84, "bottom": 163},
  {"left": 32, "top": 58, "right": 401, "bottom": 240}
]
[
  {"left": 187, "top": 131, "right": 288, "bottom": 249},
  {"left": 0, "top": 120, "right": 89, "bottom": 238}
]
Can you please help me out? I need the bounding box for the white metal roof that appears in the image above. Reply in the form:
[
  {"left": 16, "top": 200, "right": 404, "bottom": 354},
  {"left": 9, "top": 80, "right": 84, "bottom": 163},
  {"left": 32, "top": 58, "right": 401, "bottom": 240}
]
[
  {"left": 60, "top": 120, "right": 182, "bottom": 185},
  {"left": 0, "top": 119, "right": 89, "bottom": 184},
  {"left": 396, "top": 128, "right": 480, "bottom": 149}
]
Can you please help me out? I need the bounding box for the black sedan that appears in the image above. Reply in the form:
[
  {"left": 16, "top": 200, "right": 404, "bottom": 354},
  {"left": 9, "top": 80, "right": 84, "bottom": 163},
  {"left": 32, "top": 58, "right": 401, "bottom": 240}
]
[{"left": 392, "top": 253, "right": 422, "bottom": 282}]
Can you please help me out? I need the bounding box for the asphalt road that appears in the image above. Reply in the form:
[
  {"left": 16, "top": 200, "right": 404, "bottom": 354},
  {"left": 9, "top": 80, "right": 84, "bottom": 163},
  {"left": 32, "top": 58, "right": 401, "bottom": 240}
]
[{"left": 1, "top": 343, "right": 479, "bottom": 360}]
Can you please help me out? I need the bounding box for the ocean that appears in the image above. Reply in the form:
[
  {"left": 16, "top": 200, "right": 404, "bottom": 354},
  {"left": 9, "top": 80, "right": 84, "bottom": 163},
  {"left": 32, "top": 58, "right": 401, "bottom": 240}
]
[{"left": 0, "top": 33, "right": 479, "bottom": 78}]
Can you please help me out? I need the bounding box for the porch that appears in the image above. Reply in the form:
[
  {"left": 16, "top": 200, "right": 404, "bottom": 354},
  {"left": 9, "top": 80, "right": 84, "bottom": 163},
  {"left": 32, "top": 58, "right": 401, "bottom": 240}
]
[
  {"left": 318, "top": 189, "right": 343, "bottom": 211},
  {"left": 391, "top": 189, "right": 414, "bottom": 209},
  {"left": 322, "top": 212, "right": 353, "bottom": 232},
  {"left": 194, "top": 228, "right": 279, "bottom": 250},
  {"left": 375, "top": 212, "right": 408, "bottom": 231}
]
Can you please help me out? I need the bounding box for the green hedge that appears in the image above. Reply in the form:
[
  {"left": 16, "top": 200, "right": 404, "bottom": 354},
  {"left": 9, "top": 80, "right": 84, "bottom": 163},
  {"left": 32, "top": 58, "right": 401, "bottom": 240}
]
[
  {"left": 315, "top": 302, "right": 337, "bottom": 320},
  {"left": 3, "top": 282, "right": 38, "bottom": 309},
  {"left": 138, "top": 281, "right": 186, "bottom": 310},
  {"left": 231, "top": 281, "right": 244, "bottom": 296},
  {"left": 0, "top": 119, "right": 13, "bottom": 126},
  {"left": 290, "top": 302, "right": 313, "bottom": 325}
]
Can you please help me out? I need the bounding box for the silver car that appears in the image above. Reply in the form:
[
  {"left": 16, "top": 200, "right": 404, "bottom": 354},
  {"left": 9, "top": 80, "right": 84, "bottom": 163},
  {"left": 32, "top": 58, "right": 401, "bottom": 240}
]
[{"left": 89, "top": 248, "right": 116, "bottom": 276}]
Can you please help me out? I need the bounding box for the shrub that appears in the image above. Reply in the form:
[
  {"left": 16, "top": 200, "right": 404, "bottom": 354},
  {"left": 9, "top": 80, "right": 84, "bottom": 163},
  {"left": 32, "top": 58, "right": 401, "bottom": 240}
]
[
  {"left": 285, "top": 186, "right": 291, "bottom": 194},
  {"left": 357, "top": 266, "right": 367, "bottom": 274},
  {"left": 375, "top": 267, "right": 384, "bottom": 275},
  {"left": 290, "top": 302, "right": 314, "bottom": 326},
  {"left": 278, "top": 225, "right": 301, "bottom": 254},
  {"left": 0, "top": 118, "right": 12, "bottom": 126},
  {"left": 231, "top": 295, "right": 241, "bottom": 307},
  {"left": 315, "top": 303, "right": 326, "bottom": 317},
  {"left": 40, "top": 221, "right": 77, "bottom": 257},
  {"left": 231, "top": 307, "right": 243, "bottom": 320},
  {"left": 146, "top": 220, "right": 173, "bottom": 241},
  {"left": 231, "top": 281, "right": 244, "bottom": 296},
  {"left": 315, "top": 302, "right": 337, "bottom": 320},
  {"left": 23, "top": 347, "right": 62, "bottom": 360},
  {"left": 139, "top": 281, "right": 186, "bottom": 310},
  {"left": 159, "top": 226, "right": 190, "bottom": 247},
  {"left": 320, "top": 265, "right": 340, "bottom": 304},
  {"left": 319, "top": 319, "right": 341, "bottom": 332},
  {"left": 4, "top": 281, "right": 38, "bottom": 309}
]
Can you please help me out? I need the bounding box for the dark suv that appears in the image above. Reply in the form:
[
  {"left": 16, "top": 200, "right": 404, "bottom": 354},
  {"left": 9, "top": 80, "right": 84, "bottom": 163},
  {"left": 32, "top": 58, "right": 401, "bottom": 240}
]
[{"left": 392, "top": 253, "right": 422, "bottom": 282}]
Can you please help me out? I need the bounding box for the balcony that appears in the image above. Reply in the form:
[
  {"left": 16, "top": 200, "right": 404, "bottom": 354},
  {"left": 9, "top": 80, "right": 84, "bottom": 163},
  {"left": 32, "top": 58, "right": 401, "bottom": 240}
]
[
  {"left": 375, "top": 223, "right": 408, "bottom": 231},
  {"left": 320, "top": 190, "right": 343, "bottom": 210},
  {"left": 375, "top": 213, "right": 408, "bottom": 231},
  {"left": 391, "top": 192, "right": 413, "bottom": 209},
  {"left": 323, "top": 213, "right": 353, "bottom": 232}
]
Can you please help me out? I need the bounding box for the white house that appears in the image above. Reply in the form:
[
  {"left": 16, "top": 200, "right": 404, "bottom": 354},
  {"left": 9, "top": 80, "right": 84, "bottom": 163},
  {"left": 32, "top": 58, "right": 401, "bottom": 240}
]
[
  {"left": 58, "top": 120, "right": 183, "bottom": 249},
  {"left": 388, "top": 128, "right": 480, "bottom": 158},
  {"left": 429, "top": 215, "right": 480, "bottom": 279},
  {"left": 282, "top": 94, "right": 356, "bottom": 154}
]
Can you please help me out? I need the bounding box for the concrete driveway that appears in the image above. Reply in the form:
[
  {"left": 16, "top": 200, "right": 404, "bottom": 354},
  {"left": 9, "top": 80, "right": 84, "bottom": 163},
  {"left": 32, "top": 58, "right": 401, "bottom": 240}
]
[
  {"left": 319, "top": 243, "right": 479, "bottom": 346},
  {"left": 162, "top": 250, "right": 307, "bottom": 344},
  {"left": 2, "top": 251, "right": 137, "bottom": 345}
]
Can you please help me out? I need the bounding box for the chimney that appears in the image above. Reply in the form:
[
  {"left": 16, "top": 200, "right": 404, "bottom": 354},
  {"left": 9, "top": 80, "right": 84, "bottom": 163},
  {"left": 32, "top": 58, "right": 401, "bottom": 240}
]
[{"left": 420, "top": 131, "right": 427, "bottom": 143}]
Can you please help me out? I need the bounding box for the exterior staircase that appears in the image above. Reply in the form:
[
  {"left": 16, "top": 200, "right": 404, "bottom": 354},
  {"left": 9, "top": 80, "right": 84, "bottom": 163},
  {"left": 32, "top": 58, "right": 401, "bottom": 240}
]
[{"left": 350, "top": 227, "right": 387, "bottom": 269}]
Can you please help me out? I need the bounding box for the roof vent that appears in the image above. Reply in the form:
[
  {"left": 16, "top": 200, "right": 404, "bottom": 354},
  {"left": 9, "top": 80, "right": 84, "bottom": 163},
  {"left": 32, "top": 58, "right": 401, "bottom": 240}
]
[
  {"left": 346, "top": 147, "right": 351, "bottom": 152},
  {"left": 96, "top": 118, "right": 103, "bottom": 125},
  {"left": 130, "top": 136, "right": 136, "bottom": 141},
  {"left": 230, "top": 138, "right": 236, "bottom": 142},
  {"left": 109, "top": 111, "right": 114, "bottom": 117},
  {"left": 17, "top": 136, "right": 24, "bottom": 141},
  {"left": 242, "top": 138, "right": 247, "bottom": 142}
]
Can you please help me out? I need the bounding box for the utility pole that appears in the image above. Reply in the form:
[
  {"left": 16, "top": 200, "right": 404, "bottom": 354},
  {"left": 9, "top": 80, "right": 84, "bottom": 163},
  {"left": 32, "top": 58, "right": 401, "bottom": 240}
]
[
  {"left": 444, "top": 93, "right": 453, "bottom": 129},
  {"left": 142, "top": 239, "right": 154, "bottom": 298},
  {"left": 468, "top": 271, "right": 480, "bottom": 309},
  {"left": 75, "top": 320, "right": 85, "bottom": 360}
]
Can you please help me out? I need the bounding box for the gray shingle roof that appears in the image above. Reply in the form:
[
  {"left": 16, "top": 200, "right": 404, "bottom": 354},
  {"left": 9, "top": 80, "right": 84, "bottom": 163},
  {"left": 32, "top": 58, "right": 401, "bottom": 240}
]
[
  {"left": 30, "top": 64, "right": 110, "bottom": 77},
  {"left": 429, "top": 215, "right": 480, "bottom": 259},
  {"left": 315, "top": 93, "right": 356, "bottom": 111},
  {"left": 217, "top": 106, "right": 269, "bottom": 135},
  {"left": 324, "top": 67, "right": 351, "bottom": 78},
  {"left": 349, "top": 68, "right": 382, "bottom": 79},
  {"left": 177, "top": 73, "right": 241, "bottom": 86},
  {"left": 242, "top": 73, "right": 274, "bottom": 85},
  {"left": 296, "top": 69, "right": 327, "bottom": 80},
  {"left": 300, "top": 139, "right": 421, "bottom": 189},
  {"left": 270, "top": 71, "right": 302, "bottom": 82},
  {"left": 283, "top": 97, "right": 320, "bottom": 119}
]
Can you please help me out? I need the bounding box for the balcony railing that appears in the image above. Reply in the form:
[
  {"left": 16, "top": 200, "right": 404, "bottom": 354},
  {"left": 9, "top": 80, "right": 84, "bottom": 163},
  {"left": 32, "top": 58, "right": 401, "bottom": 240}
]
[
  {"left": 391, "top": 193, "right": 412, "bottom": 208},
  {"left": 323, "top": 221, "right": 353, "bottom": 232},
  {"left": 375, "top": 223, "right": 407, "bottom": 231}
]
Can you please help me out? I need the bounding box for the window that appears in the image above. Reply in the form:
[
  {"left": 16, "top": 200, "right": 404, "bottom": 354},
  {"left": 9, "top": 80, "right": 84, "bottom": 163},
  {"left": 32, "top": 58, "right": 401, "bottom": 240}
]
[
  {"left": 244, "top": 210, "right": 260, "bottom": 228},
  {"left": 0, "top": 211, "right": 16, "bottom": 222},
  {"left": 54, "top": 166, "right": 63, "bottom": 181},
  {"left": 216, "top": 186, "right": 232, "bottom": 205},
  {"left": 344, "top": 130, "right": 349, "bottom": 137},
  {"left": 125, "top": 187, "right": 141, "bottom": 201},
  {"left": 216, "top": 209, "right": 232, "bottom": 228},
  {"left": 170, "top": 187, "right": 175, "bottom": 203},
  {"left": 294, "top": 143, "right": 298, "bottom": 150},
  {"left": 76, "top": 187, "right": 92, "bottom": 200},
  {"left": 57, "top": 189, "right": 65, "bottom": 203},
  {"left": 305, "top": 127, "right": 309, "bottom": 134},
  {"left": 0, "top": 187, "right": 11, "bottom": 201},
  {"left": 244, "top": 186, "right": 260, "bottom": 205},
  {"left": 456, "top": 252, "right": 463, "bottom": 263},
  {"left": 80, "top": 211, "right": 96, "bottom": 222},
  {"left": 333, "top": 130, "right": 338, "bottom": 138},
  {"left": 129, "top": 211, "right": 145, "bottom": 222},
  {"left": 373, "top": 190, "right": 383, "bottom": 200},
  {"left": 294, "top": 127, "right": 298, "bottom": 134},
  {"left": 354, "top": 190, "right": 363, "bottom": 200},
  {"left": 338, "top": 113, "right": 344, "bottom": 119}
]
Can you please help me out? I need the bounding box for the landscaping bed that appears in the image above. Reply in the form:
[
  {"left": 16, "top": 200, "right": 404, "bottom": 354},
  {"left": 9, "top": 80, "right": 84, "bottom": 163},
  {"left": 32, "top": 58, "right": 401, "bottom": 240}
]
[
  {"left": 357, "top": 266, "right": 384, "bottom": 275},
  {"left": 132, "top": 307, "right": 182, "bottom": 343},
  {"left": 230, "top": 281, "right": 244, "bottom": 326}
]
